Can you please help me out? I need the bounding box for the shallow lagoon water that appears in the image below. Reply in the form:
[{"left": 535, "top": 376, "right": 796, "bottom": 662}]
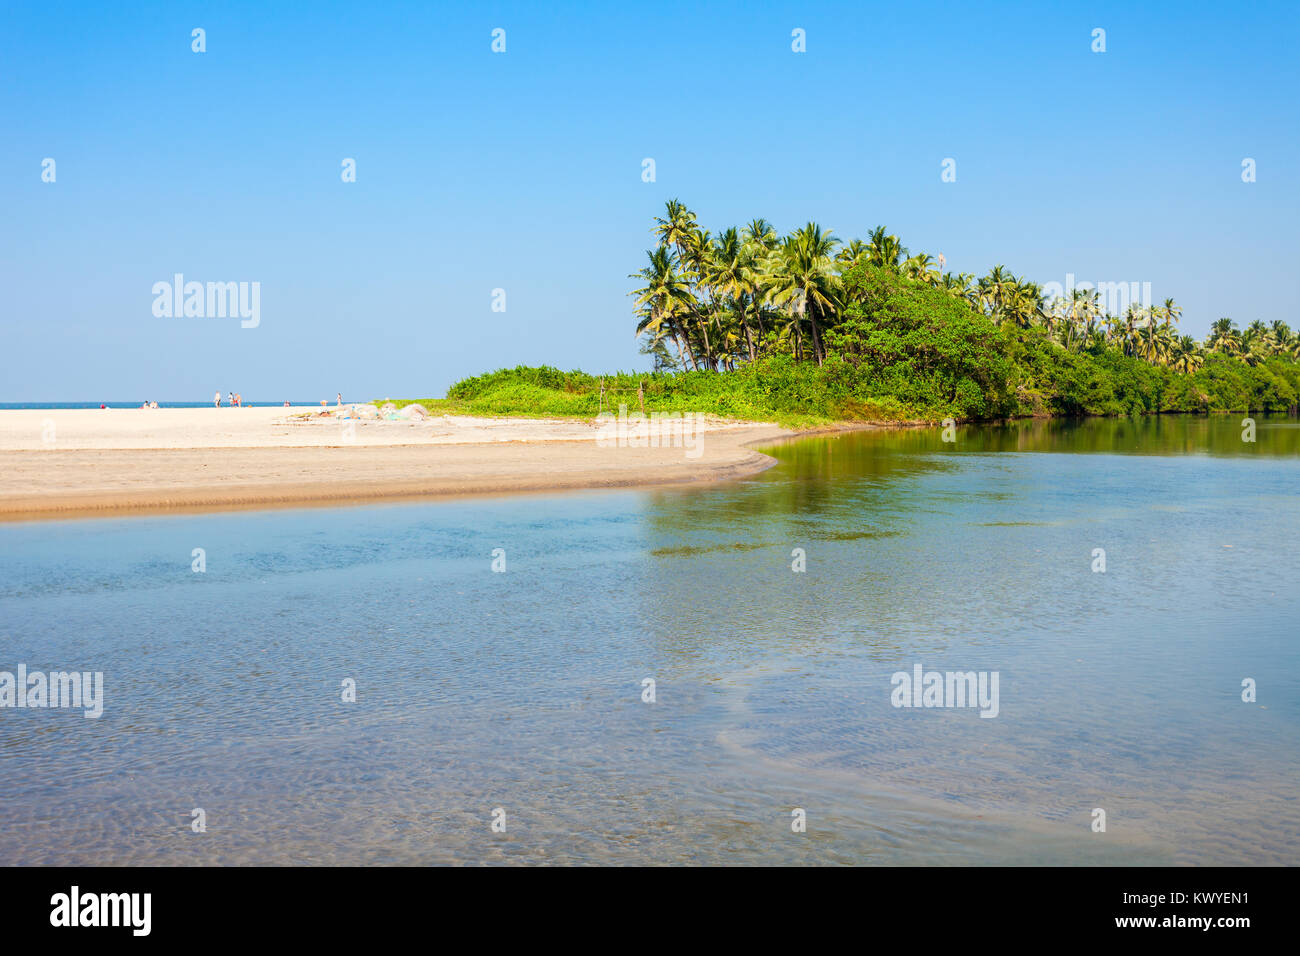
[{"left": 1, "top": 415, "right": 1297, "bottom": 864}]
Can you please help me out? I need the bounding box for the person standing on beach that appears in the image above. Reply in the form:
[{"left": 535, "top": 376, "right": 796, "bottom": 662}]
[
  {"left": 228, "top": 392, "right": 234, "bottom": 407},
  {"left": 214, "top": 391, "right": 221, "bottom": 408},
  {"left": 235, "top": 393, "right": 242, "bottom": 407}
]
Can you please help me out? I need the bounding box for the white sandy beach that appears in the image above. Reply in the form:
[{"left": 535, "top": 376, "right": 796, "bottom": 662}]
[
  {"left": 0, "top": 405, "right": 769, "bottom": 451},
  {"left": 0, "top": 406, "right": 792, "bottom": 519}
]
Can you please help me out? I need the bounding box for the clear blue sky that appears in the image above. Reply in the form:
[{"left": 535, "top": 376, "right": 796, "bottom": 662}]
[{"left": 2, "top": 0, "right": 1296, "bottom": 401}]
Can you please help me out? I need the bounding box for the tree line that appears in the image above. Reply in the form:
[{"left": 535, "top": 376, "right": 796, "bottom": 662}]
[{"left": 630, "top": 199, "right": 1292, "bottom": 375}]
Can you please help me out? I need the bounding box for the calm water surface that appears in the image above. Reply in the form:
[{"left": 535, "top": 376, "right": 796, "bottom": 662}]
[{"left": 1, "top": 416, "right": 1297, "bottom": 864}]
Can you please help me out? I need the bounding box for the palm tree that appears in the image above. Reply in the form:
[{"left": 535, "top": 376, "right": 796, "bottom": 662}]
[
  {"left": 1103, "top": 313, "right": 1123, "bottom": 348},
  {"left": 1163, "top": 297, "right": 1181, "bottom": 328},
  {"left": 1244, "top": 339, "right": 1271, "bottom": 366},
  {"left": 866, "top": 226, "right": 903, "bottom": 271},
  {"left": 937, "top": 272, "right": 979, "bottom": 311},
  {"left": 1057, "top": 289, "right": 1102, "bottom": 350},
  {"left": 738, "top": 220, "right": 780, "bottom": 347},
  {"left": 977, "top": 265, "right": 1017, "bottom": 324},
  {"left": 1119, "top": 305, "right": 1145, "bottom": 357},
  {"left": 1137, "top": 305, "right": 1164, "bottom": 362},
  {"left": 1171, "top": 335, "right": 1203, "bottom": 374},
  {"left": 1240, "top": 320, "right": 1268, "bottom": 364},
  {"left": 1269, "top": 320, "right": 1294, "bottom": 356},
  {"left": 742, "top": 218, "right": 778, "bottom": 252},
  {"left": 634, "top": 204, "right": 1299, "bottom": 377},
  {"left": 711, "top": 298, "right": 746, "bottom": 371},
  {"left": 630, "top": 246, "right": 699, "bottom": 370},
  {"left": 902, "top": 252, "right": 939, "bottom": 285},
  {"left": 1080, "top": 290, "right": 1103, "bottom": 336},
  {"left": 1207, "top": 318, "right": 1241, "bottom": 355},
  {"left": 1043, "top": 296, "right": 1067, "bottom": 340},
  {"left": 836, "top": 239, "right": 869, "bottom": 272},
  {"left": 1155, "top": 322, "right": 1177, "bottom": 365},
  {"left": 1008, "top": 280, "right": 1047, "bottom": 329},
  {"left": 706, "top": 227, "right": 762, "bottom": 361},
  {"left": 677, "top": 227, "right": 720, "bottom": 367},
  {"left": 654, "top": 200, "right": 698, "bottom": 263},
  {"left": 767, "top": 223, "right": 840, "bottom": 365}
]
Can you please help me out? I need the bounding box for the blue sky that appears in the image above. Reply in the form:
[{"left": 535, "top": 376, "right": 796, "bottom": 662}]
[{"left": 2, "top": 0, "right": 1297, "bottom": 401}]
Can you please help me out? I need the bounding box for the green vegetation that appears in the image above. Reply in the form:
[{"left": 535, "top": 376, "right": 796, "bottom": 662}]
[{"left": 407, "top": 201, "right": 1300, "bottom": 426}]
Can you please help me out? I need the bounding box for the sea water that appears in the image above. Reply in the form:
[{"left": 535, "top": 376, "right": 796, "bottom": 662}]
[{"left": 1, "top": 415, "right": 1296, "bottom": 864}]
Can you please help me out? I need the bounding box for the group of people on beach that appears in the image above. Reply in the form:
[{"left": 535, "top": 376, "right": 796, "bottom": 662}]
[
  {"left": 207, "top": 392, "right": 329, "bottom": 408},
  {"left": 99, "top": 393, "right": 302, "bottom": 409}
]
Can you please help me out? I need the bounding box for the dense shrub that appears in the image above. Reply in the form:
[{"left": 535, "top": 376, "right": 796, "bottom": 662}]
[{"left": 431, "top": 270, "right": 1300, "bottom": 425}]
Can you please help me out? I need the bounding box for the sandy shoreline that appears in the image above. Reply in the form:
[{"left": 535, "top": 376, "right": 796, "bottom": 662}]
[{"left": 0, "top": 407, "right": 794, "bottom": 520}]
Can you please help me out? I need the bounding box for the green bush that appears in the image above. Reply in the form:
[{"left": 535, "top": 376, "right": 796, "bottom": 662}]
[{"left": 427, "top": 269, "right": 1300, "bottom": 424}]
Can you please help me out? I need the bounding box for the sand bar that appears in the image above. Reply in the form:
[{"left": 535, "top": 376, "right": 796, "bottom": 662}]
[{"left": 0, "top": 407, "right": 792, "bottom": 520}]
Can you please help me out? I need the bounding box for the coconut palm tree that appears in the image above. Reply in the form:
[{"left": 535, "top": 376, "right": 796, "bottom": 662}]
[
  {"left": 1117, "top": 305, "right": 1146, "bottom": 357},
  {"left": 1000, "top": 279, "right": 1045, "bottom": 329},
  {"left": 630, "top": 246, "right": 700, "bottom": 370},
  {"left": 977, "top": 266, "right": 1017, "bottom": 324},
  {"left": 634, "top": 204, "right": 1298, "bottom": 377},
  {"left": 742, "top": 218, "right": 778, "bottom": 252},
  {"left": 654, "top": 200, "right": 698, "bottom": 262},
  {"left": 1206, "top": 318, "right": 1241, "bottom": 355},
  {"left": 676, "top": 227, "right": 719, "bottom": 367},
  {"left": 836, "top": 239, "right": 869, "bottom": 272},
  {"left": 706, "top": 227, "right": 762, "bottom": 361},
  {"left": 1058, "top": 289, "right": 1102, "bottom": 350},
  {"left": 939, "top": 272, "right": 967, "bottom": 295},
  {"left": 1244, "top": 339, "right": 1272, "bottom": 366},
  {"left": 1137, "top": 305, "right": 1165, "bottom": 362},
  {"left": 866, "top": 226, "right": 903, "bottom": 271},
  {"left": 1162, "top": 297, "right": 1181, "bottom": 328},
  {"left": 1171, "top": 335, "right": 1203, "bottom": 374},
  {"left": 767, "top": 223, "right": 840, "bottom": 365},
  {"left": 902, "top": 252, "right": 939, "bottom": 285},
  {"left": 712, "top": 299, "right": 747, "bottom": 371},
  {"left": 1103, "top": 313, "right": 1123, "bottom": 348},
  {"left": 1156, "top": 322, "right": 1178, "bottom": 365},
  {"left": 1269, "top": 321, "right": 1294, "bottom": 356},
  {"left": 1240, "top": 320, "right": 1268, "bottom": 364},
  {"left": 1043, "top": 296, "right": 1068, "bottom": 339},
  {"left": 937, "top": 272, "right": 979, "bottom": 311}
]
